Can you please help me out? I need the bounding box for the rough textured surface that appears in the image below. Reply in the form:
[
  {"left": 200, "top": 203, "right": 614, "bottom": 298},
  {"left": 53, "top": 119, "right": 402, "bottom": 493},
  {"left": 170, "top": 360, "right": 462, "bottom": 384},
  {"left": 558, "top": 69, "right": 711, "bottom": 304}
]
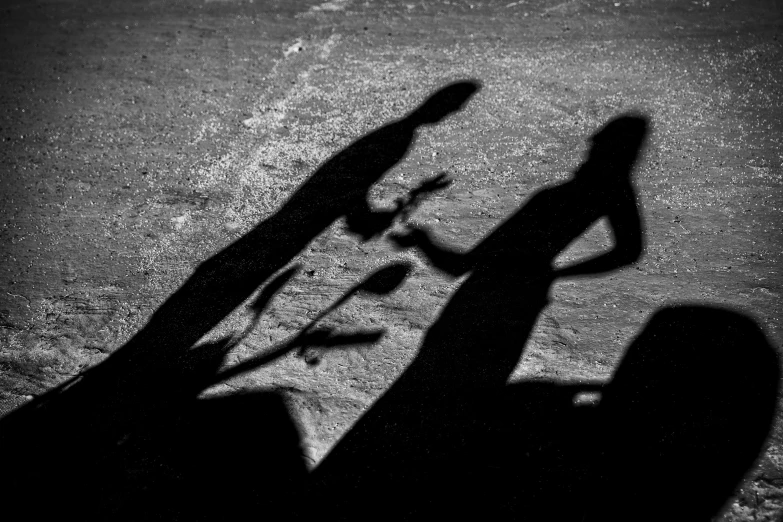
[{"left": 0, "top": 0, "right": 781, "bottom": 519}]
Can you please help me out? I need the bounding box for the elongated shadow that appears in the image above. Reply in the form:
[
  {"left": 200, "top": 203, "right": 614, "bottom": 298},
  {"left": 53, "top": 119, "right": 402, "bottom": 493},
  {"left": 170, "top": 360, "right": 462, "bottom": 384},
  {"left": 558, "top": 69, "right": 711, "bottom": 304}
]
[
  {"left": 106, "top": 78, "right": 481, "bottom": 376},
  {"left": 311, "top": 115, "right": 779, "bottom": 520},
  {"left": 310, "top": 114, "right": 650, "bottom": 517},
  {"left": 0, "top": 81, "right": 480, "bottom": 520}
]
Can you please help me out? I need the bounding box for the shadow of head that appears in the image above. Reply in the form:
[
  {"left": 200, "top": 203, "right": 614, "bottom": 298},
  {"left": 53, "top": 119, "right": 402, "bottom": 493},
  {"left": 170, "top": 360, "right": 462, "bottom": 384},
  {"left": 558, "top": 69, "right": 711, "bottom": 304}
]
[
  {"left": 585, "top": 113, "right": 649, "bottom": 173},
  {"left": 407, "top": 80, "right": 482, "bottom": 125},
  {"left": 598, "top": 305, "right": 781, "bottom": 520}
]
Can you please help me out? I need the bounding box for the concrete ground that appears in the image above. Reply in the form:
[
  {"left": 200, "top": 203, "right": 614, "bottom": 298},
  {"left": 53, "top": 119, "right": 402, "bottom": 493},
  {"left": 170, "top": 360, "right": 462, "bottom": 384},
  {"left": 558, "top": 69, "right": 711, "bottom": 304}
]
[{"left": 1, "top": 0, "right": 781, "bottom": 519}]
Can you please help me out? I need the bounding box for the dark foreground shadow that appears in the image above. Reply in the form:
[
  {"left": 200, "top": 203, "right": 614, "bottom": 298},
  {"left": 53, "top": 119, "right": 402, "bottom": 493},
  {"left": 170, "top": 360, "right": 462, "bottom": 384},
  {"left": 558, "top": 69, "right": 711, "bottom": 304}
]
[
  {"left": 0, "top": 81, "right": 480, "bottom": 520},
  {"left": 310, "top": 307, "right": 779, "bottom": 521},
  {"left": 395, "top": 305, "right": 778, "bottom": 522}
]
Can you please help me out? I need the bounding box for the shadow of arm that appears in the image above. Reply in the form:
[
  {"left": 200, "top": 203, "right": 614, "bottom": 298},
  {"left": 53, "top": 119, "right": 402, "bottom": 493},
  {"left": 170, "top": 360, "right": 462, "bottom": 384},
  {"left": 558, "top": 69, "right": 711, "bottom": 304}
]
[
  {"left": 391, "top": 226, "right": 474, "bottom": 277},
  {"left": 555, "top": 184, "right": 643, "bottom": 278},
  {"left": 344, "top": 173, "right": 453, "bottom": 241},
  {"left": 345, "top": 203, "right": 400, "bottom": 242},
  {"left": 211, "top": 328, "right": 385, "bottom": 383}
]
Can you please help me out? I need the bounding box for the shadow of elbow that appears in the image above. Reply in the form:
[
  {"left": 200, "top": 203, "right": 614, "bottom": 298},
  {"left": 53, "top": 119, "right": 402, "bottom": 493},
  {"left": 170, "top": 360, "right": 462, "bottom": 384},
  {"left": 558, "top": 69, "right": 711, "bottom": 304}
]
[{"left": 619, "top": 242, "right": 644, "bottom": 266}]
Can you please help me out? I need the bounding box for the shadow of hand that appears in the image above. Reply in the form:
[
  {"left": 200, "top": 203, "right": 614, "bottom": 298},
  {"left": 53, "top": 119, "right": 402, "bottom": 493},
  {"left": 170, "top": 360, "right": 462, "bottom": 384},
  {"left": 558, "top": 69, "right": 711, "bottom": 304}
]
[
  {"left": 345, "top": 209, "right": 401, "bottom": 241},
  {"left": 389, "top": 226, "right": 428, "bottom": 249},
  {"left": 347, "top": 173, "right": 453, "bottom": 242}
]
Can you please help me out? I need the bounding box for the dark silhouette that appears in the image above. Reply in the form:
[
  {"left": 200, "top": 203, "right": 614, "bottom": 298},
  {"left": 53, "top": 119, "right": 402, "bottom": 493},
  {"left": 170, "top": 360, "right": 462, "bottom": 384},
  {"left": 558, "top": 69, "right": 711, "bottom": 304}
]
[
  {"left": 574, "top": 305, "right": 779, "bottom": 521},
  {"left": 0, "top": 81, "right": 480, "bottom": 520},
  {"left": 2, "top": 104, "right": 777, "bottom": 522},
  {"left": 309, "top": 116, "right": 779, "bottom": 520},
  {"left": 309, "top": 114, "right": 649, "bottom": 516},
  {"left": 111, "top": 79, "right": 480, "bottom": 374},
  {"left": 417, "top": 305, "right": 778, "bottom": 521}
]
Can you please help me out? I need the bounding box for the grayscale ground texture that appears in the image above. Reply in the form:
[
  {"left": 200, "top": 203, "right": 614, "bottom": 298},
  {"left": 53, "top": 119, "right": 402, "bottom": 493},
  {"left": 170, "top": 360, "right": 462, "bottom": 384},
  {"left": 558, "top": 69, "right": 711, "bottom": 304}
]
[{"left": 1, "top": 0, "right": 781, "bottom": 519}]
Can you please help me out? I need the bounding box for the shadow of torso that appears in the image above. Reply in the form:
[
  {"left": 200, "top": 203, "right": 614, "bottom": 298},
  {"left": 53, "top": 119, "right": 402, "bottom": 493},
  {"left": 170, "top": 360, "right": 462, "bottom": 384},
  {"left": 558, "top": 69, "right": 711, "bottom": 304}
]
[
  {"left": 417, "top": 174, "right": 623, "bottom": 387},
  {"left": 311, "top": 116, "right": 652, "bottom": 519}
]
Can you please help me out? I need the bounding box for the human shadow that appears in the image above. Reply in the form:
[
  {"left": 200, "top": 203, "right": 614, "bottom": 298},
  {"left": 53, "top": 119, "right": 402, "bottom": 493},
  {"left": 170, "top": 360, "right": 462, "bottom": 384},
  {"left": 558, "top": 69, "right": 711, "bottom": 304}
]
[
  {"left": 105, "top": 78, "right": 481, "bottom": 377},
  {"left": 0, "top": 80, "right": 480, "bottom": 519},
  {"left": 573, "top": 305, "right": 779, "bottom": 521},
  {"left": 309, "top": 114, "right": 650, "bottom": 517},
  {"left": 310, "top": 115, "right": 780, "bottom": 520},
  {"left": 421, "top": 305, "right": 780, "bottom": 521}
]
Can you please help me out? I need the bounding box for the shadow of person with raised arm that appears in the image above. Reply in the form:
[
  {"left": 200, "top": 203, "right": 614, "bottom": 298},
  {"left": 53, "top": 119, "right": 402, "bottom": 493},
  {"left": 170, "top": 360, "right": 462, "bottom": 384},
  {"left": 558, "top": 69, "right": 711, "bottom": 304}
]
[
  {"left": 309, "top": 114, "right": 649, "bottom": 519},
  {"left": 458, "top": 305, "right": 780, "bottom": 521},
  {"left": 0, "top": 82, "right": 479, "bottom": 520},
  {"left": 110, "top": 78, "right": 481, "bottom": 375}
]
